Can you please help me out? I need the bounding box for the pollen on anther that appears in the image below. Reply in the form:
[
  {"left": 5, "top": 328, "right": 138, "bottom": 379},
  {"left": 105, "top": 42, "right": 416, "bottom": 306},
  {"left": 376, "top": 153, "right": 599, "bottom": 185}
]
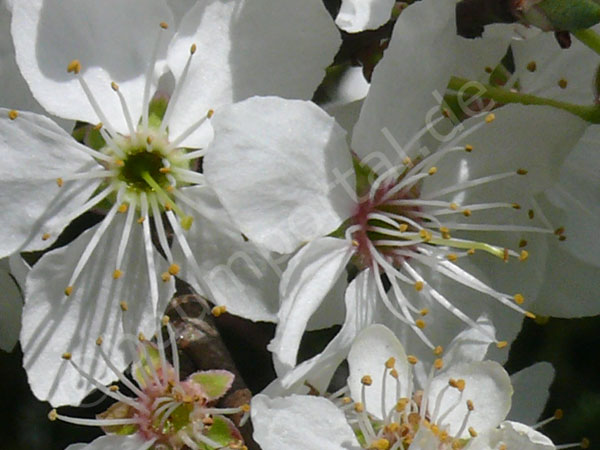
[
  {"left": 484, "top": 66, "right": 493, "bottom": 73},
  {"left": 512, "top": 203, "right": 521, "bottom": 210},
  {"left": 528, "top": 209, "right": 535, "bottom": 219},
  {"left": 137, "top": 217, "right": 145, "bottom": 224},
  {"left": 190, "top": 43, "right": 197, "bottom": 54},
  {"left": 138, "top": 332, "right": 146, "bottom": 342},
  {"left": 42, "top": 233, "right": 51, "bottom": 241},
  {"left": 370, "top": 438, "right": 391, "bottom": 450},
  {"left": 496, "top": 340, "right": 508, "bottom": 349},
  {"left": 525, "top": 311, "right": 536, "bottom": 319},
  {"left": 407, "top": 355, "right": 418, "bottom": 365},
  {"left": 414, "top": 281, "right": 424, "bottom": 292},
  {"left": 485, "top": 113, "right": 495, "bottom": 123},
  {"left": 162, "top": 315, "right": 170, "bottom": 326},
  {"left": 554, "top": 226, "right": 565, "bottom": 236},
  {"left": 361, "top": 375, "right": 373, "bottom": 386},
  {"left": 526, "top": 61, "right": 537, "bottom": 72},
  {"left": 519, "top": 250, "right": 529, "bottom": 262},
  {"left": 464, "top": 144, "right": 473, "bottom": 152},
  {"left": 111, "top": 81, "right": 119, "bottom": 91},
  {"left": 67, "top": 59, "right": 81, "bottom": 74},
  {"left": 64, "top": 286, "right": 74, "bottom": 296},
  {"left": 434, "top": 345, "right": 443, "bottom": 356},
  {"left": 516, "top": 168, "right": 528, "bottom": 175},
  {"left": 466, "top": 399, "right": 474, "bottom": 411},
  {"left": 468, "top": 427, "right": 478, "bottom": 437},
  {"left": 61, "top": 352, "right": 72, "bottom": 360},
  {"left": 159, "top": 21, "right": 169, "bottom": 29},
  {"left": 428, "top": 167, "right": 438, "bottom": 176},
  {"left": 434, "top": 358, "right": 444, "bottom": 370},
  {"left": 96, "top": 336, "right": 103, "bottom": 346},
  {"left": 467, "top": 248, "right": 475, "bottom": 255},
  {"left": 212, "top": 305, "right": 227, "bottom": 317},
  {"left": 168, "top": 263, "right": 180, "bottom": 276},
  {"left": 161, "top": 272, "right": 171, "bottom": 282},
  {"left": 415, "top": 319, "right": 426, "bottom": 329},
  {"left": 109, "top": 385, "right": 119, "bottom": 392},
  {"left": 450, "top": 202, "right": 458, "bottom": 210},
  {"left": 399, "top": 224, "right": 409, "bottom": 232},
  {"left": 462, "top": 209, "right": 472, "bottom": 217},
  {"left": 558, "top": 78, "right": 568, "bottom": 89},
  {"left": 48, "top": 409, "right": 58, "bottom": 421},
  {"left": 420, "top": 308, "right": 429, "bottom": 316},
  {"left": 8, "top": 109, "right": 18, "bottom": 120},
  {"left": 354, "top": 402, "right": 364, "bottom": 413},
  {"left": 519, "top": 239, "right": 528, "bottom": 247},
  {"left": 159, "top": 167, "right": 171, "bottom": 174},
  {"left": 385, "top": 357, "right": 396, "bottom": 369},
  {"left": 514, "top": 293, "right": 525, "bottom": 305},
  {"left": 447, "top": 253, "right": 458, "bottom": 262},
  {"left": 403, "top": 156, "right": 413, "bottom": 167},
  {"left": 119, "top": 300, "right": 129, "bottom": 311},
  {"left": 113, "top": 269, "right": 123, "bottom": 279},
  {"left": 118, "top": 203, "right": 128, "bottom": 213}
]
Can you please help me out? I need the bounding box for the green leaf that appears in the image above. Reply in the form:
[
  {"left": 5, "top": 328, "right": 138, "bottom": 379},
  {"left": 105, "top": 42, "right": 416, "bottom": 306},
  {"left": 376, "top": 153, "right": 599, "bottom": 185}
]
[
  {"left": 199, "top": 416, "right": 243, "bottom": 450},
  {"left": 190, "top": 370, "right": 234, "bottom": 401}
]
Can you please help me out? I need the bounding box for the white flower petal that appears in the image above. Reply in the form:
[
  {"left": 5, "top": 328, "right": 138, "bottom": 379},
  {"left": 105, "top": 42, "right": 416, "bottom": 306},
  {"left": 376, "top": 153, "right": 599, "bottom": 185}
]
[
  {"left": 351, "top": 0, "right": 460, "bottom": 163},
  {"left": 408, "top": 427, "right": 441, "bottom": 450},
  {"left": 12, "top": 0, "right": 173, "bottom": 131},
  {"left": 0, "top": 258, "right": 22, "bottom": 352},
  {"left": 269, "top": 237, "right": 353, "bottom": 375},
  {"left": 495, "top": 421, "right": 555, "bottom": 449},
  {"left": 442, "top": 315, "right": 496, "bottom": 367},
  {"left": 166, "top": 0, "right": 340, "bottom": 147},
  {"left": 278, "top": 269, "right": 378, "bottom": 394},
  {"left": 21, "top": 216, "right": 174, "bottom": 407},
  {"left": 427, "top": 361, "right": 512, "bottom": 438},
  {"left": 335, "top": 0, "right": 395, "bottom": 33},
  {"left": 205, "top": 96, "right": 355, "bottom": 254},
  {"left": 251, "top": 394, "right": 360, "bottom": 450},
  {"left": 509, "top": 362, "right": 554, "bottom": 424},
  {"left": 71, "top": 434, "right": 154, "bottom": 450},
  {"left": 173, "top": 187, "right": 281, "bottom": 322},
  {"left": 0, "top": 109, "right": 100, "bottom": 257},
  {"left": 347, "top": 324, "right": 411, "bottom": 419}
]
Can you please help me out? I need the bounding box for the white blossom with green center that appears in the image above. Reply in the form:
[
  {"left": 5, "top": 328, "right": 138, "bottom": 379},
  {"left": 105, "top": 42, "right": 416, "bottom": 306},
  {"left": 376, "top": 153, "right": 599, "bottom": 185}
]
[{"left": 0, "top": 0, "right": 340, "bottom": 407}]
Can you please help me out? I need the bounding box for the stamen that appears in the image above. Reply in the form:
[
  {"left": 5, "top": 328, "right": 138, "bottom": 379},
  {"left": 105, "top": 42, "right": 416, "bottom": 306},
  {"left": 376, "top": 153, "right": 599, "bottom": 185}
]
[
  {"left": 167, "top": 109, "right": 213, "bottom": 151},
  {"left": 115, "top": 196, "right": 137, "bottom": 273},
  {"left": 149, "top": 195, "right": 174, "bottom": 263},
  {"left": 165, "top": 322, "right": 180, "bottom": 383},
  {"left": 111, "top": 81, "right": 137, "bottom": 138},
  {"left": 142, "top": 23, "right": 168, "bottom": 129},
  {"left": 48, "top": 409, "right": 140, "bottom": 427},
  {"left": 140, "top": 193, "right": 160, "bottom": 309}
]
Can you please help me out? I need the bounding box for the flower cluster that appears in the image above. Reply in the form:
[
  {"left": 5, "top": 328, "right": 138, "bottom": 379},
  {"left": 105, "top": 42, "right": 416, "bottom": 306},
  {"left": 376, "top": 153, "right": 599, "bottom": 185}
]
[{"left": 0, "top": 0, "right": 598, "bottom": 449}]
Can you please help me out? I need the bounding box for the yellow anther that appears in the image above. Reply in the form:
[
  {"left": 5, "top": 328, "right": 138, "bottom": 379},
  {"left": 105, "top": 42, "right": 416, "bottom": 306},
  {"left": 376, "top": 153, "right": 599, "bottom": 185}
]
[
  {"left": 119, "top": 301, "right": 129, "bottom": 311},
  {"left": 407, "top": 355, "right": 418, "bottom": 365},
  {"left": 161, "top": 272, "right": 171, "bottom": 282},
  {"left": 484, "top": 66, "right": 493, "bottom": 73},
  {"left": 351, "top": 239, "right": 359, "bottom": 247},
  {"left": 190, "top": 43, "right": 197, "bottom": 54},
  {"left": 342, "top": 396, "right": 352, "bottom": 404},
  {"left": 414, "top": 281, "right": 424, "bottom": 292},
  {"left": 138, "top": 332, "right": 146, "bottom": 342},
  {"left": 207, "top": 109, "right": 215, "bottom": 118},
  {"left": 466, "top": 399, "right": 474, "bottom": 411},
  {"left": 396, "top": 398, "right": 409, "bottom": 411},
  {"left": 503, "top": 248, "right": 509, "bottom": 262},
  {"left": 554, "top": 226, "right": 565, "bottom": 236},
  {"left": 162, "top": 315, "right": 170, "bottom": 326},
  {"left": 446, "top": 253, "right": 458, "bottom": 262},
  {"left": 468, "top": 427, "right": 478, "bottom": 437},
  {"left": 456, "top": 379, "right": 466, "bottom": 391},
  {"left": 528, "top": 209, "right": 535, "bottom": 219},
  {"left": 111, "top": 81, "right": 119, "bottom": 91},
  {"left": 369, "top": 438, "right": 390, "bottom": 450},
  {"left": 420, "top": 308, "right": 429, "bottom": 316},
  {"left": 146, "top": 136, "right": 153, "bottom": 145},
  {"left": 525, "top": 311, "right": 536, "bottom": 319},
  {"left": 117, "top": 203, "right": 128, "bottom": 213},
  {"left": 581, "top": 438, "right": 590, "bottom": 449},
  {"left": 354, "top": 402, "right": 364, "bottom": 413},
  {"left": 385, "top": 357, "right": 396, "bottom": 369},
  {"left": 516, "top": 168, "right": 528, "bottom": 175},
  {"left": 496, "top": 340, "right": 508, "bottom": 349},
  {"left": 109, "top": 385, "right": 119, "bottom": 392},
  {"left": 434, "top": 358, "right": 444, "bottom": 370},
  {"left": 96, "top": 336, "right": 103, "bottom": 346},
  {"left": 159, "top": 21, "right": 169, "bottom": 29},
  {"left": 93, "top": 122, "right": 103, "bottom": 131},
  {"left": 519, "top": 250, "right": 529, "bottom": 262},
  {"left": 499, "top": 445, "right": 507, "bottom": 450},
  {"left": 42, "top": 233, "right": 51, "bottom": 241},
  {"left": 558, "top": 78, "right": 568, "bottom": 89},
  {"left": 519, "top": 239, "right": 528, "bottom": 248},
  {"left": 385, "top": 423, "right": 400, "bottom": 433},
  {"left": 168, "top": 263, "right": 180, "bottom": 276},
  {"left": 558, "top": 235, "right": 567, "bottom": 241},
  {"left": 159, "top": 167, "right": 171, "bottom": 174},
  {"left": 399, "top": 223, "right": 408, "bottom": 232},
  {"left": 467, "top": 248, "right": 475, "bottom": 255},
  {"left": 512, "top": 203, "right": 521, "bottom": 209},
  {"left": 434, "top": 345, "right": 443, "bottom": 356},
  {"left": 402, "top": 156, "right": 413, "bottom": 167},
  {"left": 137, "top": 217, "right": 145, "bottom": 224},
  {"left": 56, "top": 178, "right": 64, "bottom": 187},
  {"left": 419, "top": 229, "right": 432, "bottom": 241},
  {"left": 112, "top": 269, "right": 123, "bottom": 280},
  {"left": 361, "top": 375, "right": 373, "bottom": 386},
  {"left": 390, "top": 368, "right": 398, "bottom": 378},
  {"left": 428, "top": 166, "right": 438, "bottom": 176},
  {"left": 166, "top": 185, "right": 175, "bottom": 193},
  {"left": 513, "top": 293, "right": 525, "bottom": 305},
  {"left": 526, "top": 61, "right": 537, "bottom": 72},
  {"left": 67, "top": 59, "right": 81, "bottom": 74},
  {"left": 114, "top": 159, "right": 124, "bottom": 167},
  {"left": 212, "top": 305, "right": 227, "bottom": 317},
  {"left": 485, "top": 113, "right": 495, "bottom": 123},
  {"left": 164, "top": 202, "right": 173, "bottom": 211},
  {"left": 61, "top": 352, "right": 72, "bottom": 360},
  {"left": 554, "top": 408, "right": 564, "bottom": 419},
  {"left": 64, "top": 286, "right": 73, "bottom": 296},
  {"left": 464, "top": 144, "right": 473, "bottom": 152},
  {"left": 415, "top": 319, "right": 426, "bottom": 329},
  {"left": 48, "top": 409, "right": 58, "bottom": 421},
  {"left": 462, "top": 209, "right": 472, "bottom": 217},
  {"left": 8, "top": 109, "right": 18, "bottom": 120}
]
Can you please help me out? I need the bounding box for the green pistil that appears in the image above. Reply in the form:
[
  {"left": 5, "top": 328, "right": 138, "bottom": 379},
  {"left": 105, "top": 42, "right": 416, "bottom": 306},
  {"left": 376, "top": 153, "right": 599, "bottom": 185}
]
[
  {"left": 426, "top": 236, "right": 507, "bottom": 259},
  {"left": 120, "top": 150, "right": 167, "bottom": 191},
  {"left": 140, "top": 171, "right": 193, "bottom": 230}
]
